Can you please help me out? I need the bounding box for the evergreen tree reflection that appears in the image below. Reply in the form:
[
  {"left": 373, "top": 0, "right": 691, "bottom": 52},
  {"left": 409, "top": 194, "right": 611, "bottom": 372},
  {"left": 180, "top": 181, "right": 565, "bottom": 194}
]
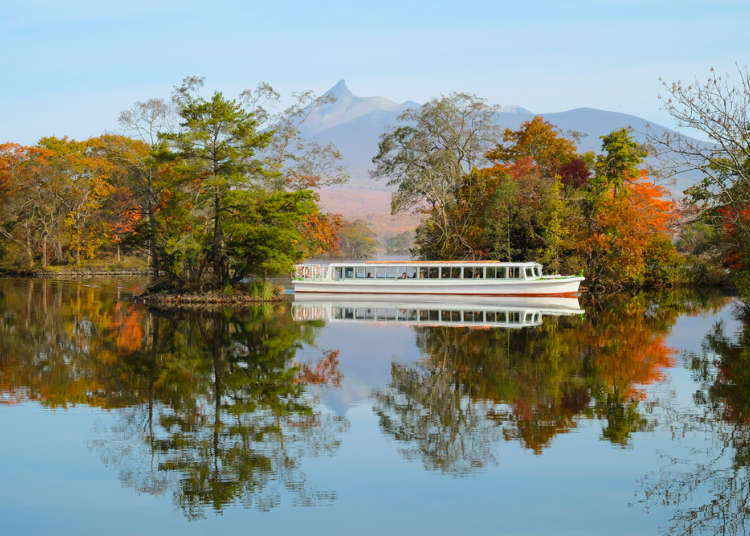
[{"left": 0, "top": 280, "right": 347, "bottom": 518}]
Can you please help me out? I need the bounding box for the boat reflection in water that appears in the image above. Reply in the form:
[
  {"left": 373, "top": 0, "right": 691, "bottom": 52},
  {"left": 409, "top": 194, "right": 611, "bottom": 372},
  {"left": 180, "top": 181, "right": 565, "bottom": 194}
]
[{"left": 292, "top": 293, "right": 583, "bottom": 328}]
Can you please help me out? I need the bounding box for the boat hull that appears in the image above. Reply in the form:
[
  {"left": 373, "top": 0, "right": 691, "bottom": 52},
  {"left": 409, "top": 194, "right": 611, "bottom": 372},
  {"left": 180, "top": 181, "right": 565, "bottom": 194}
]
[{"left": 292, "top": 277, "right": 584, "bottom": 297}]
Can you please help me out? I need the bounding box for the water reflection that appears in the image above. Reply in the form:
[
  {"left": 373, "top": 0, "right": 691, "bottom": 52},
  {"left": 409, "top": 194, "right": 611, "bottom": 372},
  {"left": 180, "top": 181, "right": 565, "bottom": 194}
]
[
  {"left": 292, "top": 294, "right": 584, "bottom": 329},
  {"left": 0, "top": 279, "right": 347, "bottom": 518},
  {"left": 0, "top": 279, "right": 740, "bottom": 530},
  {"left": 372, "top": 292, "right": 729, "bottom": 473},
  {"left": 640, "top": 303, "right": 750, "bottom": 536}
]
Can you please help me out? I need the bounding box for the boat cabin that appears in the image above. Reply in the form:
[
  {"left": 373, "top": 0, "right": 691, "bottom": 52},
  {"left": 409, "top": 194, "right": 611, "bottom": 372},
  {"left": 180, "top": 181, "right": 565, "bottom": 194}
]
[{"left": 294, "top": 261, "right": 544, "bottom": 281}]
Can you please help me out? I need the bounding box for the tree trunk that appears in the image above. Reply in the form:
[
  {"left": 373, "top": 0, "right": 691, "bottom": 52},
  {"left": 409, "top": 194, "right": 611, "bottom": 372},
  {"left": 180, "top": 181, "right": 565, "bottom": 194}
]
[
  {"left": 25, "top": 227, "right": 34, "bottom": 269},
  {"left": 147, "top": 200, "right": 159, "bottom": 278},
  {"left": 212, "top": 191, "right": 224, "bottom": 286},
  {"left": 41, "top": 235, "right": 48, "bottom": 268}
]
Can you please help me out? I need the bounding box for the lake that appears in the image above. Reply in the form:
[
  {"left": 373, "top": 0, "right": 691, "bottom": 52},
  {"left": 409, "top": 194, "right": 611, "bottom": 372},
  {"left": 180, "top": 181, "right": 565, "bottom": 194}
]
[{"left": 1, "top": 278, "right": 749, "bottom": 535}]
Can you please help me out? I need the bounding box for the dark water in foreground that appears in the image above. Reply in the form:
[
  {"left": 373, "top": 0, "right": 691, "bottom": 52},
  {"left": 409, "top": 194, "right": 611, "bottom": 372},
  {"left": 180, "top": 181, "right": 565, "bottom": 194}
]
[{"left": 2, "top": 279, "right": 750, "bottom": 535}]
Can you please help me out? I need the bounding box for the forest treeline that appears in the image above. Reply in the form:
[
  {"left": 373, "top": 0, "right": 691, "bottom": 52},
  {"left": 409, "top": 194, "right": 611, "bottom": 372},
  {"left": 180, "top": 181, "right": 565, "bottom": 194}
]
[
  {"left": 1, "top": 69, "right": 749, "bottom": 295},
  {"left": 0, "top": 78, "right": 349, "bottom": 293},
  {"left": 371, "top": 67, "right": 750, "bottom": 295}
]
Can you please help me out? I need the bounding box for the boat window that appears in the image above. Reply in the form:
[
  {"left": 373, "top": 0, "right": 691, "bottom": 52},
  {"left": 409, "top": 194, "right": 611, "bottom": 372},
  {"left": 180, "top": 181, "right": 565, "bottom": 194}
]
[
  {"left": 463, "top": 267, "right": 473, "bottom": 279},
  {"left": 508, "top": 267, "right": 521, "bottom": 278},
  {"left": 464, "top": 311, "right": 484, "bottom": 322},
  {"left": 525, "top": 267, "right": 534, "bottom": 278},
  {"left": 375, "top": 267, "right": 388, "bottom": 279},
  {"left": 356, "top": 267, "right": 367, "bottom": 279},
  {"left": 418, "top": 267, "right": 428, "bottom": 279},
  {"left": 534, "top": 266, "right": 542, "bottom": 277},
  {"left": 378, "top": 308, "right": 396, "bottom": 320},
  {"left": 387, "top": 267, "right": 400, "bottom": 279},
  {"left": 486, "top": 267, "right": 495, "bottom": 278},
  {"left": 428, "top": 267, "right": 439, "bottom": 279},
  {"left": 473, "top": 267, "right": 483, "bottom": 279},
  {"left": 509, "top": 311, "right": 521, "bottom": 323},
  {"left": 334, "top": 267, "right": 343, "bottom": 280},
  {"left": 405, "top": 266, "right": 417, "bottom": 279},
  {"left": 485, "top": 311, "right": 496, "bottom": 322},
  {"left": 441, "top": 310, "right": 460, "bottom": 322},
  {"left": 344, "top": 307, "right": 354, "bottom": 319},
  {"left": 495, "top": 267, "right": 507, "bottom": 278},
  {"left": 496, "top": 312, "right": 507, "bottom": 323},
  {"left": 344, "top": 267, "right": 354, "bottom": 279},
  {"left": 441, "top": 267, "right": 461, "bottom": 278}
]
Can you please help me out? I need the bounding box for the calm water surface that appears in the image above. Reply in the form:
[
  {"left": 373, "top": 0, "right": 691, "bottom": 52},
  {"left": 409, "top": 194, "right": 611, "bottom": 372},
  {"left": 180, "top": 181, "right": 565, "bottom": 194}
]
[{"left": 1, "top": 278, "right": 749, "bottom": 535}]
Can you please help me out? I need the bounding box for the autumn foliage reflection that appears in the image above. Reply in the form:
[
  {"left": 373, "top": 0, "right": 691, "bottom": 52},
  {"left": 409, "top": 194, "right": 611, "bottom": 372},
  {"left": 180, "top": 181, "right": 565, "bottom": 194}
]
[
  {"left": 0, "top": 279, "right": 346, "bottom": 518},
  {"left": 374, "top": 292, "right": 726, "bottom": 473}
]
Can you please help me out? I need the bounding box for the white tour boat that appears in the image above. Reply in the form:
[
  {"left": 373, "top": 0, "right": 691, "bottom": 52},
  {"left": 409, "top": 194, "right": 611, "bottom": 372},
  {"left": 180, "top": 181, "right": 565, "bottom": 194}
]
[{"left": 292, "top": 261, "right": 583, "bottom": 297}]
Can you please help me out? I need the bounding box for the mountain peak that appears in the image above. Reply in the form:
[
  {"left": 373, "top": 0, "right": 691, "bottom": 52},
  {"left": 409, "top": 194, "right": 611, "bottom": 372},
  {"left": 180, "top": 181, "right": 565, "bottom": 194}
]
[{"left": 325, "top": 79, "right": 353, "bottom": 98}]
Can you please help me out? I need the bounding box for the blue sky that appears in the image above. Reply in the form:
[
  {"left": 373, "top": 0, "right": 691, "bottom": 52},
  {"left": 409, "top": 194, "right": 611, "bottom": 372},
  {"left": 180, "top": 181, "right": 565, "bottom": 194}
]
[{"left": 2, "top": 0, "right": 748, "bottom": 144}]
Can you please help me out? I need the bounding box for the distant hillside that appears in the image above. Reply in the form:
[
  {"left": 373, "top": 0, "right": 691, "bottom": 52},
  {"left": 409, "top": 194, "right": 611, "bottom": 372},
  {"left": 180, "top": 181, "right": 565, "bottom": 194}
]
[{"left": 309, "top": 81, "right": 697, "bottom": 236}]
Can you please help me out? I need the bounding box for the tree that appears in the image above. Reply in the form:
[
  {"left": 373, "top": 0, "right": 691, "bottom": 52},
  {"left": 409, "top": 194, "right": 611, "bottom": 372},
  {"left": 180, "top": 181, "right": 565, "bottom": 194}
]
[
  {"left": 486, "top": 116, "right": 580, "bottom": 176},
  {"left": 371, "top": 93, "right": 499, "bottom": 255},
  {"left": 385, "top": 231, "right": 413, "bottom": 255},
  {"left": 654, "top": 66, "right": 750, "bottom": 297},
  {"left": 0, "top": 143, "right": 58, "bottom": 268},
  {"left": 243, "top": 84, "right": 349, "bottom": 191},
  {"left": 118, "top": 98, "right": 173, "bottom": 274},
  {"left": 116, "top": 78, "right": 348, "bottom": 286},
  {"left": 336, "top": 219, "right": 378, "bottom": 259},
  {"left": 157, "top": 89, "right": 276, "bottom": 287},
  {"left": 583, "top": 130, "right": 680, "bottom": 288},
  {"left": 223, "top": 188, "right": 319, "bottom": 278},
  {"left": 593, "top": 128, "right": 647, "bottom": 196}
]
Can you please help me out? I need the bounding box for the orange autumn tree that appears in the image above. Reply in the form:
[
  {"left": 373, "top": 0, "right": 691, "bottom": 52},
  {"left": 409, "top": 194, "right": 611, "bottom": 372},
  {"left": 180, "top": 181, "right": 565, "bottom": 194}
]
[
  {"left": 0, "top": 143, "right": 60, "bottom": 268},
  {"left": 298, "top": 208, "right": 342, "bottom": 258},
  {"left": 486, "top": 115, "right": 580, "bottom": 176},
  {"left": 585, "top": 171, "right": 681, "bottom": 287},
  {"left": 86, "top": 135, "right": 149, "bottom": 264}
]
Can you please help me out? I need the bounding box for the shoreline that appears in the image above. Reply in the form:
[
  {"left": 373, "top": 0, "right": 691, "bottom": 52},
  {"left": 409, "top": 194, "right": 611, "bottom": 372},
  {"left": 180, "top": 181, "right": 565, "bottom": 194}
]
[
  {"left": 131, "top": 291, "right": 285, "bottom": 307},
  {"left": 0, "top": 269, "right": 152, "bottom": 278}
]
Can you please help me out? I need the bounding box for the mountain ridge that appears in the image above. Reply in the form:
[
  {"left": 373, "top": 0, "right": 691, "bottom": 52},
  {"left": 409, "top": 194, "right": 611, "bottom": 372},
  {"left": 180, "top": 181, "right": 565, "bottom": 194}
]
[
  {"left": 306, "top": 80, "right": 686, "bottom": 188},
  {"left": 306, "top": 81, "right": 695, "bottom": 237}
]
